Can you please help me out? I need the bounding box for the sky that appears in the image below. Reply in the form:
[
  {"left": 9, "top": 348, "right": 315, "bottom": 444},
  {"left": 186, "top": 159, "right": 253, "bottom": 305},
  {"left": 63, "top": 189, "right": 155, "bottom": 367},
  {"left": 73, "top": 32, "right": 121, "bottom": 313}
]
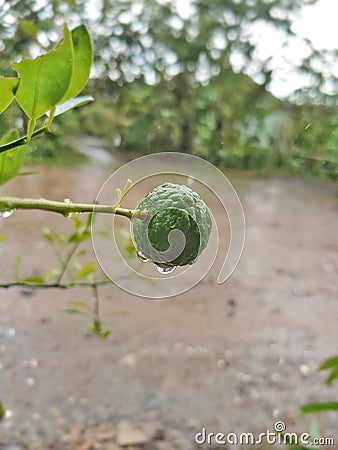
[
  {"left": 292, "top": 0, "right": 338, "bottom": 51},
  {"left": 176, "top": 0, "right": 338, "bottom": 99},
  {"left": 275, "top": 0, "right": 338, "bottom": 98}
]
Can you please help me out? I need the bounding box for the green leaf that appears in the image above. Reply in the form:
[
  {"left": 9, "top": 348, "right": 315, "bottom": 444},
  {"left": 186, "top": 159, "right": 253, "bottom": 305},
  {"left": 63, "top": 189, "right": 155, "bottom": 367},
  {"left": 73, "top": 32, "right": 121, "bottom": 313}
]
[
  {"left": 18, "top": 19, "right": 39, "bottom": 40},
  {"left": 76, "top": 261, "right": 95, "bottom": 279},
  {"left": 45, "top": 268, "right": 61, "bottom": 279},
  {"left": 63, "top": 308, "right": 87, "bottom": 315},
  {"left": 92, "top": 319, "right": 101, "bottom": 335},
  {"left": 91, "top": 320, "right": 111, "bottom": 338},
  {"left": 69, "top": 230, "right": 91, "bottom": 244},
  {"left": 326, "top": 366, "right": 338, "bottom": 385},
  {"left": 0, "top": 400, "right": 4, "bottom": 421},
  {"left": 319, "top": 355, "right": 338, "bottom": 370},
  {"left": 301, "top": 402, "right": 338, "bottom": 414},
  {"left": 59, "top": 25, "right": 93, "bottom": 103},
  {"left": 0, "top": 77, "right": 19, "bottom": 113},
  {"left": 46, "top": 95, "right": 94, "bottom": 118},
  {"left": 18, "top": 275, "right": 45, "bottom": 284},
  {"left": 98, "top": 328, "right": 112, "bottom": 338},
  {"left": 0, "top": 235, "right": 7, "bottom": 243},
  {"left": 12, "top": 24, "right": 73, "bottom": 121},
  {"left": 0, "top": 130, "right": 27, "bottom": 185}
]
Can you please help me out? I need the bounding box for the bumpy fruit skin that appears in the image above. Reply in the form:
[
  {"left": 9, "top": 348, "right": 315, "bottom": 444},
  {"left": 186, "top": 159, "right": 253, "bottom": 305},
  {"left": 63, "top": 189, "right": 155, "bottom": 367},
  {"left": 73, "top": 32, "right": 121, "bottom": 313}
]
[{"left": 132, "top": 183, "right": 212, "bottom": 267}]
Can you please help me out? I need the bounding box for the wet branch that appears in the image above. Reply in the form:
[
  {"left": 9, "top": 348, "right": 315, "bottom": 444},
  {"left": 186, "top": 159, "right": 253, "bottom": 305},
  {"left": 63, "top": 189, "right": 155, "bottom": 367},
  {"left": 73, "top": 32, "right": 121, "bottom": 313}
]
[{"left": 0, "top": 197, "right": 136, "bottom": 219}]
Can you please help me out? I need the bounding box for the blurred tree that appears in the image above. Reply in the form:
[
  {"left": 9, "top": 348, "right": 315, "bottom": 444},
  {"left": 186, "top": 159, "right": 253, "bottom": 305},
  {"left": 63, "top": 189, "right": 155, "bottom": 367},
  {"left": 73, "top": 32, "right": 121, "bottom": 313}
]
[
  {"left": 0, "top": 0, "right": 337, "bottom": 173},
  {"left": 1, "top": 0, "right": 337, "bottom": 102}
]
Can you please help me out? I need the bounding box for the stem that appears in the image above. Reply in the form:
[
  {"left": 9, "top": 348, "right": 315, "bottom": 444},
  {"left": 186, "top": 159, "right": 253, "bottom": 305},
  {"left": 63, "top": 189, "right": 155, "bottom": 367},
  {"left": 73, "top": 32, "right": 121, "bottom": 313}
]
[
  {"left": 56, "top": 241, "right": 80, "bottom": 285},
  {"left": 0, "top": 126, "right": 50, "bottom": 154},
  {"left": 0, "top": 280, "right": 110, "bottom": 289},
  {"left": 93, "top": 283, "right": 100, "bottom": 325},
  {"left": 0, "top": 196, "right": 137, "bottom": 219}
]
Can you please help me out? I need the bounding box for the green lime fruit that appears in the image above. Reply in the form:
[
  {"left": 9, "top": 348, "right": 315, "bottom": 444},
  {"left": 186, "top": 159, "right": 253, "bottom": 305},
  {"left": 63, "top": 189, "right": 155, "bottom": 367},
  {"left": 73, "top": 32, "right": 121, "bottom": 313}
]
[{"left": 132, "top": 183, "right": 212, "bottom": 268}]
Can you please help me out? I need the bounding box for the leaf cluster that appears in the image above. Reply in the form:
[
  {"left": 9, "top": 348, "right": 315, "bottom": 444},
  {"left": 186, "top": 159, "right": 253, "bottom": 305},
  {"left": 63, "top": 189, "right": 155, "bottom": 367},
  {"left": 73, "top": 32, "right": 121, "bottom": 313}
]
[{"left": 0, "top": 24, "right": 93, "bottom": 185}]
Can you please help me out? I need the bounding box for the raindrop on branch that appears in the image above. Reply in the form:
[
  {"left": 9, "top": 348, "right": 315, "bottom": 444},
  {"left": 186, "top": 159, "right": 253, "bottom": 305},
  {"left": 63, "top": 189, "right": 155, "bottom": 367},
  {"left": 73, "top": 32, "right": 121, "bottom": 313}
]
[{"left": 0, "top": 209, "right": 15, "bottom": 219}]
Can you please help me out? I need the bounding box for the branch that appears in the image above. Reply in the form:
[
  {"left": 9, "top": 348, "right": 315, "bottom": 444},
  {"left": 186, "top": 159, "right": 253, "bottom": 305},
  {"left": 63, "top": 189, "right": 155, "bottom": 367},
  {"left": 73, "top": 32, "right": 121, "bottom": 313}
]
[
  {"left": 0, "top": 196, "right": 139, "bottom": 219},
  {"left": 0, "top": 280, "right": 110, "bottom": 289},
  {"left": 0, "top": 126, "right": 50, "bottom": 154}
]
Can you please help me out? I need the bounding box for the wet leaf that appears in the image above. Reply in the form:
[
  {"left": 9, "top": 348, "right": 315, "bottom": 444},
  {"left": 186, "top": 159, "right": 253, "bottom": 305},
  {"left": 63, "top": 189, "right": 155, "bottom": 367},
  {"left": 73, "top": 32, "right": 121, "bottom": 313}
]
[
  {"left": 12, "top": 24, "right": 73, "bottom": 121},
  {"left": 0, "top": 77, "right": 19, "bottom": 114},
  {"left": 59, "top": 25, "right": 93, "bottom": 103},
  {"left": 46, "top": 95, "right": 94, "bottom": 117},
  {"left": 0, "top": 130, "right": 26, "bottom": 185}
]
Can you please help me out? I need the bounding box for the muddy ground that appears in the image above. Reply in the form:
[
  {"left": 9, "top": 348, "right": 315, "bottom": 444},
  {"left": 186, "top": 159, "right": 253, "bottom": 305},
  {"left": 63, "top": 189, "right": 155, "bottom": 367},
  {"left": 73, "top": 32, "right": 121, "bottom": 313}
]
[{"left": 0, "top": 158, "right": 337, "bottom": 449}]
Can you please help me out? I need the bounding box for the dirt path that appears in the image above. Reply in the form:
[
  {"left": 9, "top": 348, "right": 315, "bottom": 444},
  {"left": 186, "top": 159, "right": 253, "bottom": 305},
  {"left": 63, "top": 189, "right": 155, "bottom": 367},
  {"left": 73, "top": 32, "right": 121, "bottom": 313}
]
[{"left": 0, "top": 163, "right": 337, "bottom": 449}]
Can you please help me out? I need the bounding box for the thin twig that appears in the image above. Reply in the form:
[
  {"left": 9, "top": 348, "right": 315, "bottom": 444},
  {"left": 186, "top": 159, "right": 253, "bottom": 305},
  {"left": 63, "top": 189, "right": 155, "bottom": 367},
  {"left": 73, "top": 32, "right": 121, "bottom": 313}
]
[
  {"left": 0, "top": 280, "right": 110, "bottom": 289},
  {"left": 92, "top": 283, "right": 100, "bottom": 324},
  {"left": 56, "top": 241, "right": 80, "bottom": 284}
]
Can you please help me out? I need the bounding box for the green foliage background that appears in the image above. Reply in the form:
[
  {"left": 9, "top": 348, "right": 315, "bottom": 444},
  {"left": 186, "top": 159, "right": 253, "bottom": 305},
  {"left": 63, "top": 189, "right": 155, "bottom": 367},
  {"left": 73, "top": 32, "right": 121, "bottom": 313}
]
[{"left": 0, "top": 0, "right": 337, "bottom": 179}]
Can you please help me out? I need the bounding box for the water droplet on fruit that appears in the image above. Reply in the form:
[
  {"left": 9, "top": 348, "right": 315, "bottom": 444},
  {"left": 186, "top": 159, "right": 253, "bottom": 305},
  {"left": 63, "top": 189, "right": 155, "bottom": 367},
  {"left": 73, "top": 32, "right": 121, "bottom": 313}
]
[
  {"left": 0, "top": 209, "right": 15, "bottom": 219},
  {"left": 156, "top": 265, "right": 176, "bottom": 274},
  {"left": 137, "top": 251, "right": 149, "bottom": 262}
]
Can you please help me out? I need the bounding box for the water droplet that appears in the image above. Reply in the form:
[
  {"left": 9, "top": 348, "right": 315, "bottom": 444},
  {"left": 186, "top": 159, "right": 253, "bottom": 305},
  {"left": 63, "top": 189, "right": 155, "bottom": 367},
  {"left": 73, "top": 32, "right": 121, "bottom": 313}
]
[
  {"left": 29, "top": 358, "right": 38, "bottom": 368},
  {"left": 137, "top": 251, "right": 149, "bottom": 262},
  {"left": 5, "top": 409, "right": 13, "bottom": 419},
  {"left": 156, "top": 265, "right": 176, "bottom": 274},
  {"left": 25, "top": 377, "right": 36, "bottom": 386},
  {"left": 299, "top": 364, "right": 310, "bottom": 376},
  {"left": 7, "top": 327, "right": 15, "bottom": 337},
  {"left": 0, "top": 209, "right": 15, "bottom": 219},
  {"left": 217, "top": 359, "right": 225, "bottom": 369}
]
